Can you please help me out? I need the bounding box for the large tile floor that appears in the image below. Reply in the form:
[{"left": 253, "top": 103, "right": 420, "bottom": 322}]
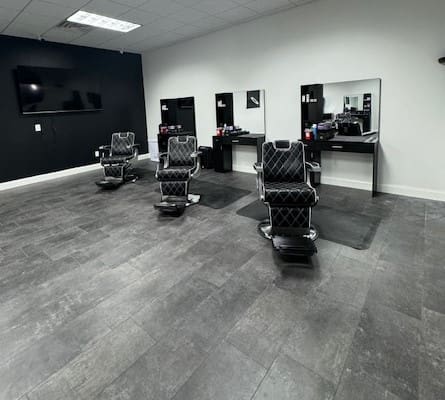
[{"left": 0, "top": 161, "right": 444, "bottom": 400}]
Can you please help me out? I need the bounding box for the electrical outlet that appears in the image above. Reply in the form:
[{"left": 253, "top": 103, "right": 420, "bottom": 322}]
[{"left": 34, "top": 124, "right": 42, "bottom": 133}]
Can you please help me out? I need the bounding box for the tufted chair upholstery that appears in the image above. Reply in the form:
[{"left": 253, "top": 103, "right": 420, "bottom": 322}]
[
  {"left": 100, "top": 132, "right": 136, "bottom": 164},
  {"left": 98, "top": 132, "right": 139, "bottom": 183},
  {"left": 156, "top": 136, "right": 200, "bottom": 199},
  {"left": 256, "top": 140, "right": 318, "bottom": 237}
]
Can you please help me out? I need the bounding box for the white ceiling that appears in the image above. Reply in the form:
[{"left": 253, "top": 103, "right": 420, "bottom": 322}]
[{"left": 0, "top": 0, "right": 314, "bottom": 53}]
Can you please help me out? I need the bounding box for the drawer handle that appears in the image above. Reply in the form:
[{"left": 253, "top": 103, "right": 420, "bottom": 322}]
[
  {"left": 331, "top": 145, "right": 343, "bottom": 149},
  {"left": 232, "top": 140, "right": 240, "bottom": 143}
]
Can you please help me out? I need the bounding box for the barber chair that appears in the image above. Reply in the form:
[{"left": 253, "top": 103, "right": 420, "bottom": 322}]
[
  {"left": 154, "top": 136, "right": 201, "bottom": 214},
  {"left": 254, "top": 140, "right": 320, "bottom": 257},
  {"left": 95, "top": 132, "right": 139, "bottom": 189}
]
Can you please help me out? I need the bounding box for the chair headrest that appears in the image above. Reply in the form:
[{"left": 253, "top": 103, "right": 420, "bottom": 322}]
[{"left": 274, "top": 140, "right": 291, "bottom": 150}]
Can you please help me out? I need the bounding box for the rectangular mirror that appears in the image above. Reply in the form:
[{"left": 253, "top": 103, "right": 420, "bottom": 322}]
[
  {"left": 160, "top": 96, "right": 196, "bottom": 135},
  {"left": 301, "top": 78, "right": 381, "bottom": 139},
  {"left": 215, "top": 90, "right": 265, "bottom": 134}
]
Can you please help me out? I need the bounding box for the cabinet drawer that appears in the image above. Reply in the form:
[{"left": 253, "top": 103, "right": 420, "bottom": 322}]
[
  {"left": 229, "top": 137, "right": 256, "bottom": 145},
  {"left": 318, "top": 141, "right": 375, "bottom": 154}
]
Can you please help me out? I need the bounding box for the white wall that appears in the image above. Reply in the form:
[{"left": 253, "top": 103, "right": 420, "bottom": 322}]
[{"left": 142, "top": 0, "right": 445, "bottom": 201}]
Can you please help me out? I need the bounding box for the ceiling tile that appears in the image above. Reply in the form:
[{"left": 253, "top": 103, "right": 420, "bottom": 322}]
[
  {"left": 24, "top": 0, "right": 77, "bottom": 19},
  {"left": 0, "top": 0, "right": 313, "bottom": 52},
  {"left": 192, "top": 15, "right": 228, "bottom": 30},
  {"left": 3, "top": 22, "right": 43, "bottom": 38},
  {"left": 84, "top": 0, "right": 131, "bottom": 17},
  {"left": 70, "top": 28, "right": 123, "bottom": 45},
  {"left": 0, "top": 7, "right": 21, "bottom": 20},
  {"left": 192, "top": 0, "right": 240, "bottom": 15},
  {"left": 13, "top": 11, "right": 58, "bottom": 31},
  {"left": 169, "top": 7, "right": 209, "bottom": 24},
  {"left": 216, "top": 5, "right": 258, "bottom": 21},
  {"left": 44, "top": 0, "right": 90, "bottom": 7},
  {"left": 244, "top": 0, "right": 294, "bottom": 14},
  {"left": 138, "top": 0, "right": 186, "bottom": 17},
  {"left": 173, "top": 23, "right": 208, "bottom": 37},
  {"left": 43, "top": 26, "right": 85, "bottom": 42},
  {"left": 112, "top": 0, "right": 148, "bottom": 6},
  {"left": 118, "top": 8, "right": 160, "bottom": 25},
  {"left": 0, "top": 0, "right": 31, "bottom": 11},
  {"left": 173, "top": 0, "right": 202, "bottom": 6}
]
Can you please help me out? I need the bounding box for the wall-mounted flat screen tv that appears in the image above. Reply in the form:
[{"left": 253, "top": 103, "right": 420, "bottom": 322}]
[{"left": 16, "top": 65, "right": 103, "bottom": 115}]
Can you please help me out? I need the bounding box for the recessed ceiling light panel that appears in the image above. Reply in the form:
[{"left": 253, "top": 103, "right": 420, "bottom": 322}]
[{"left": 67, "top": 11, "right": 141, "bottom": 33}]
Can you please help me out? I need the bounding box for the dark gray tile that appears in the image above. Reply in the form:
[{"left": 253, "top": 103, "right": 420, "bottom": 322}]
[
  {"left": 423, "top": 262, "right": 445, "bottom": 315},
  {"left": 367, "top": 260, "right": 422, "bottom": 319},
  {"left": 0, "top": 331, "right": 80, "bottom": 400},
  {"left": 315, "top": 254, "right": 375, "bottom": 309},
  {"left": 27, "top": 376, "right": 78, "bottom": 400},
  {"left": 252, "top": 354, "right": 336, "bottom": 400},
  {"left": 133, "top": 276, "right": 216, "bottom": 340},
  {"left": 173, "top": 341, "right": 266, "bottom": 400},
  {"left": 419, "top": 308, "right": 445, "bottom": 400},
  {"left": 347, "top": 301, "right": 421, "bottom": 400},
  {"left": 335, "top": 366, "right": 402, "bottom": 400},
  {"left": 282, "top": 294, "right": 361, "bottom": 385},
  {"left": 97, "top": 322, "right": 208, "bottom": 400},
  {"left": 48, "top": 319, "right": 155, "bottom": 399},
  {"left": 227, "top": 286, "right": 308, "bottom": 368}
]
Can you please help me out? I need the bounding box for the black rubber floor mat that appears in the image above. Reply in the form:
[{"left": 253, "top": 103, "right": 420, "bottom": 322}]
[{"left": 236, "top": 200, "right": 380, "bottom": 250}]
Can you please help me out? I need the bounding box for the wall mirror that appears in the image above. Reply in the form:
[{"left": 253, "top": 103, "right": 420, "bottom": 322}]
[
  {"left": 160, "top": 96, "right": 196, "bottom": 135},
  {"left": 215, "top": 90, "right": 266, "bottom": 134},
  {"left": 301, "top": 78, "right": 381, "bottom": 139}
]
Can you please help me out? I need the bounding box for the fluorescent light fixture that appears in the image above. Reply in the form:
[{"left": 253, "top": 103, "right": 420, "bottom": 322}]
[{"left": 67, "top": 10, "right": 140, "bottom": 33}]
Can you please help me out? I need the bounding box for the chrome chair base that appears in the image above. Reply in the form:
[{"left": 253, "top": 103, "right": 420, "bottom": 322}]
[
  {"left": 257, "top": 220, "right": 319, "bottom": 242},
  {"left": 186, "top": 193, "right": 201, "bottom": 206}
]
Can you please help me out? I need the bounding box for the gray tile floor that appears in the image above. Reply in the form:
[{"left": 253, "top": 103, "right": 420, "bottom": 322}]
[{"left": 1, "top": 160, "right": 444, "bottom": 400}]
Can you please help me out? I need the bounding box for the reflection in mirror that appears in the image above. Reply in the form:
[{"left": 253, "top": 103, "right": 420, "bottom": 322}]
[
  {"left": 215, "top": 90, "right": 265, "bottom": 135},
  {"left": 160, "top": 96, "right": 196, "bottom": 135},
  {"left": 301, "top": 78, "right": 381, "bottom": 140}
]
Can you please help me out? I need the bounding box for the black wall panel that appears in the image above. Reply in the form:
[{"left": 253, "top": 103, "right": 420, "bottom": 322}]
[{"left": 0, "top": 35, "right": 148, "bottom": 183}]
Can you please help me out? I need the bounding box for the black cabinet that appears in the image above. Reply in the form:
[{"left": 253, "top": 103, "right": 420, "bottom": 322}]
[
  {"left": 212, "top": 134, "right": 265, "bottom": 173},
  {"left": 213, "top": 136, "right": 233, "bottom": 172}
]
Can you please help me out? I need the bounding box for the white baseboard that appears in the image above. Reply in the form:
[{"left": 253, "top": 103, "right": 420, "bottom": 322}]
[
  {"left": 232, "top": 164, "right": 255, "bottom": 174},
  {"left": 378, "top": 183, "right": 445, "bottom": 202},
  {"left": 321, "top": 176, "right": 372, "bottom": 192},
  {"left": 0, "top": 153, "right": 150, "bottom": 192}
]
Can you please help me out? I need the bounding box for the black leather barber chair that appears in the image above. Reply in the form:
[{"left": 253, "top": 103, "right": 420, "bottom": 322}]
[
  {"left": 95, "top": 132, "right": 139, "bottom": 189},
  {"left": 254, "top": 140, "right": 320, "bottom": 257},
  {"left": 154, "top": 136, "right": 201, "bottom": 214}
]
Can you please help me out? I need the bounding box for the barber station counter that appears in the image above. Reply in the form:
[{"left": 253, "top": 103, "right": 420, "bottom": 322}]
[
  {"left": 213, "top": 133, "right": 266, "bottom": 172},
  {"left": 303, "top": 133, "right": 379, "bottom": 196}
]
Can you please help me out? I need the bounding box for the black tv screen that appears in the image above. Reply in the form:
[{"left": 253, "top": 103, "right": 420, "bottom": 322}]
[{"left": 16, "top": 66, "right": 103, "bottom": 115}]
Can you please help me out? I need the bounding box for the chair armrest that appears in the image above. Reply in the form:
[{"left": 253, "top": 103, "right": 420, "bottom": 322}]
[
  {"left": 305, "top": 162, "right": 321, "bottom": 189},
  {"left": 253, "top": 162, "right": 263, "bottom": 173},
  {"left": 96, "top": 145, "right": 111, "bottom": 159},
  {"left": 306, "top": 162, "right": 321, "bottom": 173},
  {"left": 191, "top": 151, "right": 202, "bottom": 158},
  {"left": 190, "top": 151, "right": 202, "bottom": 178},
  {"left": 155, "top": 153, "right": 169, "bottom": 178},
  {"left": 132, "top": 144, "right": 139, "bottom": 159},
  {"left": 253, "top": 162, "right": 265, "bottom": 200}
]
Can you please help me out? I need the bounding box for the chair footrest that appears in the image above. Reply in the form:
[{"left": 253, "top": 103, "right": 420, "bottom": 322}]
[
  {"left": 154, "top": 201, "right": 187, "bottom": 213},
  {"left": 95, "top": 177, "right": 123, "bottom": 189},
  {"left": 272, "top": 236, "right": 317, "bottom": 257}
]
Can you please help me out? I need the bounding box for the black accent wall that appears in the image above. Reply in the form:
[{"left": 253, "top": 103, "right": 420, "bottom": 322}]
[{"left": 0, "top": 35, "right": 148, "bottom": 183}]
